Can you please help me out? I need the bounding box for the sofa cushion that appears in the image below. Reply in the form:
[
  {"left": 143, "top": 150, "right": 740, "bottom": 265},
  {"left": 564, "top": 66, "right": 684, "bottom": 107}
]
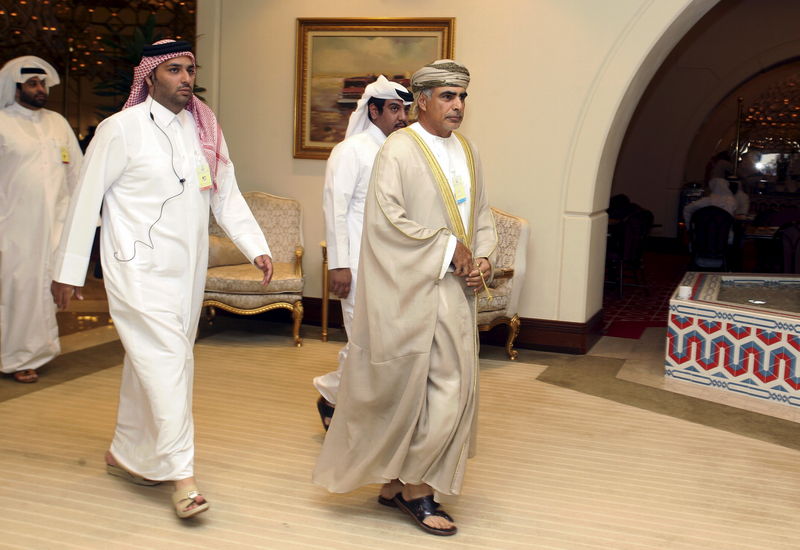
[
  {"left": 208, "top": 235, "right": 248, "bottom": 267},
  {"left": 206, "top": 262, "right": 303, "bottom": 294}
]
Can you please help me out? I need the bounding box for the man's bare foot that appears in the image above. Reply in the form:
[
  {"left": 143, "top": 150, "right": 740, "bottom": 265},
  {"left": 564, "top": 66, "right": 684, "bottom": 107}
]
[
  {"left": 174, "top": 477, "right": 207, "bottom": 513},
  {"left": 401, "top": 483, "right": 456, "bottom": 532},
  {"left": 12, "top": 369, "right": 38, "bottom": 383},
  {"left": 379, "top": 479, "right": 404, "bottom": 501},
  {"left": 104, "top": 450, "right": 118, "bottom": 467}
]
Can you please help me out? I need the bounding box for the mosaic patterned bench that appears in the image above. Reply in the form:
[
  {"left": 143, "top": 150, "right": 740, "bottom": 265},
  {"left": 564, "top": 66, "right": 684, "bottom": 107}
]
[{"left": 666, "top": 273, "right": 800, "bottom": 408}]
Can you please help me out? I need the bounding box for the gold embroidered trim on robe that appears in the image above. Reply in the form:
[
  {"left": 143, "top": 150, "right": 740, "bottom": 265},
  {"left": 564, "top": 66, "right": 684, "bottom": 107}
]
[
  {"left": 402, "top": 127, "right": 491, "bottom": 299},
  {"left": 401, "top": 127, "right": 475, "bottom": 246}
]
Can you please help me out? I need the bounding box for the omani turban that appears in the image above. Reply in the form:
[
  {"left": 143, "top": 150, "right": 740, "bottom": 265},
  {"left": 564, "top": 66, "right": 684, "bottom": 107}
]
[{"left": 410, "top": 59, "right": 470, "bottom": 93}]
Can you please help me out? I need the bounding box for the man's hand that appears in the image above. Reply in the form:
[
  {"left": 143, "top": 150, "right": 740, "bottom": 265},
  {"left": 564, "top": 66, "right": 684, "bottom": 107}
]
[
  {"left": 452, "top": 241, "right": 474, "bottom": 277},
  {"left": 51, "top": 281, "right": 83, "bottom": 310},
  {"left": 466, "top": 257, "right": 491, "bottom": 289},
  {"left": 255, "top": 254, "right": 273, "bottom": 286},
  {"left": 329, "top": 268, "right": 352, "bottom": 299}
]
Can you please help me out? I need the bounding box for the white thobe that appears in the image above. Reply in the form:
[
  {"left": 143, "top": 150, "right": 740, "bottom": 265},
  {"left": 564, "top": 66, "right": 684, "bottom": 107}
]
[
  {"left": 315, "top": 122, "right": 387, "bottom": 404},
  {"left": 53, "top": 96, "right": 270, "bottom": 480},
  {"left": 0, "top": 102, "right": 82, "bottom": 373}
]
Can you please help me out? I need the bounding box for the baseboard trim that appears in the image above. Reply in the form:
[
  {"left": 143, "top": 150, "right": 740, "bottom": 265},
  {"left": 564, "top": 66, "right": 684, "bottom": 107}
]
[
  {"left": 515, "top": 310, "right": 603, "bottom": 355},
  {"left": 303, "top": 297, "right": 342, "bottom": 328},
  {"left": 302, "top": 297, "right": 603, "bottom": 355}
]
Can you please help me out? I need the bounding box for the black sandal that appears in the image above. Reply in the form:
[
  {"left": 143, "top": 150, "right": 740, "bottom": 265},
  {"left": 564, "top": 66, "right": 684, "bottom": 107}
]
[
  {"left": 316, "top": 396, "right": 335, "bottom": 431},
  {"left": 393, "top": 494, "right": 457, "bottom": 536},
  {"left": 378, "top": 492, "right": 400, "bottom": 507}
]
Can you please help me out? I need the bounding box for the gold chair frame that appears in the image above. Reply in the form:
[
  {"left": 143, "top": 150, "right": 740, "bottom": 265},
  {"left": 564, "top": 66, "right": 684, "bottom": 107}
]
[
  {"left": 203, "top": 192, "right": 305, "bottom": 347},
  {"left": 204, "top": 246, "right": 304, "bottom": 347},
  {"left": 477, "top": 264, "right": 521, "bottom": 360}
]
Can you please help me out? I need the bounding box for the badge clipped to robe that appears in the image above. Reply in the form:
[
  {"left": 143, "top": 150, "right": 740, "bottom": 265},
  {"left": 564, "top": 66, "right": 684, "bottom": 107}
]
[
  {"left": 453, "top": 175, "right": 467, "bottom": 205},
  {"left": 196, "top": 161, "right": 212, "bottom": 191},
  {"left": 60, "top": 146, "right": 70, "bottom": 164}
]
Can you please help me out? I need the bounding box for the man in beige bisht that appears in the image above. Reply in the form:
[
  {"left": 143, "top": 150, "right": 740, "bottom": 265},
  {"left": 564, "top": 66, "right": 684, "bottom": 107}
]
[{"left": 313, "top": 59, "right": 496, "bottom": 537}]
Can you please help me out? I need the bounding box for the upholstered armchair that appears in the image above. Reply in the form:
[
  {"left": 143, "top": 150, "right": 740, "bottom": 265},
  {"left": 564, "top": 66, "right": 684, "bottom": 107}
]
[
  {"left": 203, "top": 191, "right": 305, "bottom": 346},
  {"left": 477, "top": 207, "right": 529, "bottom": 360},
  {"left": 319, "top": 207, "right": 529, "bottom": 359}
]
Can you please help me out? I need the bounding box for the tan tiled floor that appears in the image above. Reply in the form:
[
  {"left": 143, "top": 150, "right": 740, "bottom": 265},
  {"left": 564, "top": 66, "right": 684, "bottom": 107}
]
[
  {"left": 4, "top": 331, "right": 800, "bottom": 549},
  {"left": 5, "top": 270, "right": 800, "bottom": 547}
]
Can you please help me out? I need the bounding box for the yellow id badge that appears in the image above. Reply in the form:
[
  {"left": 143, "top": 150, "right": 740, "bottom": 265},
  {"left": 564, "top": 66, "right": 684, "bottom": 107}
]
[
  {"left": 60, "top": 146, "right": 70, "bottom": 164},
  {"left": 453, "top": 175, "right": 467, "bottom": 205},
  {"left": 197, "top": 162, "right": 212, "bottom": 190}
]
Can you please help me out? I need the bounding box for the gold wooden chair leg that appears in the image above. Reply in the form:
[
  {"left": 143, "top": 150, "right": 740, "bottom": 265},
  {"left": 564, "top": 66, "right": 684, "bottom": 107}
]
[
  {"left": 321, "top": 241, "right": 329, "bottom": 342},
  {"left": 506, "top": 314, "right": 521, "bottom": 360},
  {"left": 205, "top": 305, "right": 216, "bottom": 325},
  {"left": 292, "top": 300, "right": 304, "bottom": 347}
]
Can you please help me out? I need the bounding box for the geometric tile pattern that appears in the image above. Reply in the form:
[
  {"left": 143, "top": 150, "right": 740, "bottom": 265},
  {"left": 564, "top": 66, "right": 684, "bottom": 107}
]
[{"left": 666, "top": 300, "right": 800, "bottom": 408}]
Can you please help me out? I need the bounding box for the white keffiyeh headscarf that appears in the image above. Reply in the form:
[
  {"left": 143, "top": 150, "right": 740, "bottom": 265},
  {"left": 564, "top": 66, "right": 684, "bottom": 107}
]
[
  {"left": 0, "top": 56, "right": 60, "bottom": 108},
  {"left": 345, "top": 75, "right": 411, "bottom": 138}
]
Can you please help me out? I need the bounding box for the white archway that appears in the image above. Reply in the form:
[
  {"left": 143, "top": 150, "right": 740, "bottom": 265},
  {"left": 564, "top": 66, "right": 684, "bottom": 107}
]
[{"left": 559, "top": 0, "right": 718, "bottom": 324}]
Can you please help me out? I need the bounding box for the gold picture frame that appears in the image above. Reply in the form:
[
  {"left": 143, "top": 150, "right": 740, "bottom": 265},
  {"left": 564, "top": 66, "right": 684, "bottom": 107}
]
[{"left": 293, "top": 17, "right": 455, "bottom": 160}]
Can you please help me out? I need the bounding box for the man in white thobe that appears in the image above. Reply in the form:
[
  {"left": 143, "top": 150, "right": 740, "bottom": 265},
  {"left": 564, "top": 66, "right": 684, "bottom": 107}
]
[
  {"left": 314, "top": 75, "right": 411, "bottom": 429},
  {"left": 0, "top": 56, "right": 82, "bottom": 383},
  {"left": 51, "top": 40, "right": 273, "bottom": 519},
  {"left": 314, "top": 60, "right": 496, "bottom": 537}
]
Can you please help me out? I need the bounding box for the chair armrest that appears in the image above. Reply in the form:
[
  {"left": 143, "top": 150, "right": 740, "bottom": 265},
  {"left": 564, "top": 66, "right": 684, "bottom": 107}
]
[
  {"left": 493, "top": 267, "right": 514, "bottom": 280},
  {"left": 294, "top": 245, "right": 304, "bottom": 277}
]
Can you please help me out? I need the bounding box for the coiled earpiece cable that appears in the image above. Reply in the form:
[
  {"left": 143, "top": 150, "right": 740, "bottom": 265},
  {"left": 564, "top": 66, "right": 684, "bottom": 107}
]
[{"left": 113, "top": 101, "right": 187, "bottom": 262}]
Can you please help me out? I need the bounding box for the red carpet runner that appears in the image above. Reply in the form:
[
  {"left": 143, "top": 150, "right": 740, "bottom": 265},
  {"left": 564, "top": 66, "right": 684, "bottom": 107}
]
[{"left": 603, "top": 252, "right": 689, "bottom": 339}]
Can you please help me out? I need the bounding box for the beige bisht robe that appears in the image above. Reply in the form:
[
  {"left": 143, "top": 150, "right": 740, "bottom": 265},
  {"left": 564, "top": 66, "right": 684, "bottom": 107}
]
[{"left": 313, "top": 127, "right": 497, "bottom": 496}]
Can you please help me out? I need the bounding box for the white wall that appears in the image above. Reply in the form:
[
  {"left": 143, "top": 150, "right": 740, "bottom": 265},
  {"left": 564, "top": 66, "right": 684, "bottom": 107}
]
[{"left": 198, "top": 0, "right": 714, "bottom": 325}]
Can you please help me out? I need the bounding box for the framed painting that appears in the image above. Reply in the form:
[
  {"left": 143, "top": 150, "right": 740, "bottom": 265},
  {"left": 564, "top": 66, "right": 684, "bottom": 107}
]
[{"left": 294, "top": 18, "right": 455, "bottom": 159}]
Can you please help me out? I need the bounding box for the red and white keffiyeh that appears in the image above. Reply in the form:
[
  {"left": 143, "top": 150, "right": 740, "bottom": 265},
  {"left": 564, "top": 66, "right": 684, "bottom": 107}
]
[{"left": 123, "top": 39, "right": 224, "bottom": 191}]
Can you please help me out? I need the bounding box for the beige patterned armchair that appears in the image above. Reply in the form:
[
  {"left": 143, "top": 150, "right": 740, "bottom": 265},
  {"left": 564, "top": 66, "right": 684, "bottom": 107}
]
[
  {"left": 319, "top": 207, "right": 529, "bottom": 359},
  {"left": 478, "top": 207, "right": 529, "bottom": 360},
  {"left": 203, "top": 192, "right": 304, "bottom": 346}
]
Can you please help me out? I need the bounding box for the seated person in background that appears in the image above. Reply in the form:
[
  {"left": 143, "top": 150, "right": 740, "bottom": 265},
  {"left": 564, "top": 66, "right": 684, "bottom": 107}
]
[
  {"left": 607, "top": 193, "right": 639, "bottom": 224},
  {"left": 607, "top": 193, "right": 644, "bottom": 242},
  {"left": 683, "top": 177, "right": 737, "bottom": 225},
  {"left": 729, "top": 179, "right": 750, "bottom": 219},
  {"left": 704, "top": 151, "right": 733, "bottom": 183}
]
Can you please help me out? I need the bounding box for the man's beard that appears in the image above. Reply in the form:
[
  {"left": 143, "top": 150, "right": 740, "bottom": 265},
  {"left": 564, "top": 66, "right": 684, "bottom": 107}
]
[{"left": 19, "top": 88, "right": 47, "bottom": 109}]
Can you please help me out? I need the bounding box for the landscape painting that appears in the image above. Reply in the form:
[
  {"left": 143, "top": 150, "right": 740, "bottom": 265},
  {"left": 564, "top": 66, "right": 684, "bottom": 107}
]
[{"left": 294, "top": 18, "right": 454, "bottom": 159}]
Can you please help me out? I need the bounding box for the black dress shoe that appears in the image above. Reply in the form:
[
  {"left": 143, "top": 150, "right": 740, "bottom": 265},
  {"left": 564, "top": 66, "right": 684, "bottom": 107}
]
[{"left": 316, "top": 396, "right": 335, "bottom": 431}]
